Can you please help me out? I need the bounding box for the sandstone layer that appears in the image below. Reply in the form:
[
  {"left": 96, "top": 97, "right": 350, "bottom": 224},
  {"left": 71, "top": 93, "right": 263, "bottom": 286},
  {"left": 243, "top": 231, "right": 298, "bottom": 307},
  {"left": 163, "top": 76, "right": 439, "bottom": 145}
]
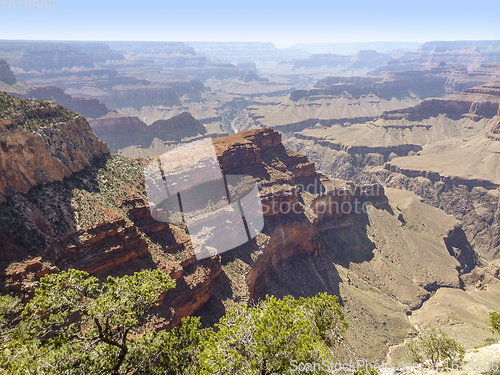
[
  {"left": 285, "top": 79, "right": 500, "bottom": 263},
  {"left": 0, "top": 92, "right": 108, "bottom": 203},
  {"left": 235, "top": 63, "right": 500, "bottom": 134}
]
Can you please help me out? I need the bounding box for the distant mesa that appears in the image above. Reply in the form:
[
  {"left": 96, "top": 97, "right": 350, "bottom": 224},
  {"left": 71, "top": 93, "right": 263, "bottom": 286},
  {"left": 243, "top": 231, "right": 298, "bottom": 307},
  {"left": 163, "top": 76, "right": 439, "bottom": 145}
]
[
  {"left": 0, "top": 58, "right": 110, "bottom": 119},
  {"left": 288, "top": 50, "right": 393, "bottom": 71},
  {"left": 90, "top": 111, "right": 207, "bottom": 152},
  {"left": 236, "top": 62, "right": 500, "bottom": 134},
  {"left": 107, "top": 41, "right": 197, "bottom": 57},
  {"left": 370, "top": 40, "right": 500, "bottom": 74},
  {"left": 185, "top": 41, "right": 308, "bottom": 66},
  {"left": 290, "top": 41, "right": 422, "bottom": 55},
  {"left": 22, "top": 85, "right": 110, "bottom": 119},
  {"left": 0, "top": 41, "right": 95, "bottom": 72},
  {"left": 66, "top": 41, "right": 125, "bottom": 63},
  {"left": 236, "top": 61, "right": 257, "bottom": 71}
]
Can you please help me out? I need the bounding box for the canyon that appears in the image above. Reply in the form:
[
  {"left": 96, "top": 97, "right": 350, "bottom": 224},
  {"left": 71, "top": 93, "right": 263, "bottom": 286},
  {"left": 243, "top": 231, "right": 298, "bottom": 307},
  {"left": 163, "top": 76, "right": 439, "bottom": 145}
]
[
  {"left": 0, "top": 90, "right": 496, "bottom": 362},
  {"left": 2, "top": 39, "right": 500, "bottom": 365}
]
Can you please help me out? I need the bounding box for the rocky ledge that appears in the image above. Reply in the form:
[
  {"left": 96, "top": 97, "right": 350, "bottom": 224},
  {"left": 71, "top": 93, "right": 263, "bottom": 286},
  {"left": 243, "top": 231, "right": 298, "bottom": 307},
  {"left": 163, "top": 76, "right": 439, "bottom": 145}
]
[{"left": 0, "top": 92, "right": 108, "bottom": 203}]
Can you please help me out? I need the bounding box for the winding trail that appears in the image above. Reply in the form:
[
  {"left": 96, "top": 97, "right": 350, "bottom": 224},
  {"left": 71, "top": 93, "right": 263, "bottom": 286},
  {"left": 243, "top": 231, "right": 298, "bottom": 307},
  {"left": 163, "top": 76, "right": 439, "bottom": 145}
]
[
  {"left": 230, "top": 113, "right": 241, "bottom": 134},
  {"left": 385, "top": 315, "right": 421, "bottom": 366}
]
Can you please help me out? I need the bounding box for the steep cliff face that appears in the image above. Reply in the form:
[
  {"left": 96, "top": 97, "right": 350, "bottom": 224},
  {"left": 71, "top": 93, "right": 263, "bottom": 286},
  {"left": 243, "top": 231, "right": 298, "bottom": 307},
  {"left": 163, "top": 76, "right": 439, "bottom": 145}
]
[
  {"left": 0, "top": 59, "right": 16, "bottom": 85},
  {"left": 285, "top": 79, "right": 500, "bottom": 264},
  {"left": 0, "top": 92, "right": 108, "bottom": 203}
]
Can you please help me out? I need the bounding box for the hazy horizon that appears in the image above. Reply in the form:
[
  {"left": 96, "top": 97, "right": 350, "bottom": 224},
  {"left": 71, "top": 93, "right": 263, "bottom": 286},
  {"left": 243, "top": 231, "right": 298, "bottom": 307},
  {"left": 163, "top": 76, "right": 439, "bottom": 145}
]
[{"left": 1, "top": 0, "right": 499, "bottom": 45}]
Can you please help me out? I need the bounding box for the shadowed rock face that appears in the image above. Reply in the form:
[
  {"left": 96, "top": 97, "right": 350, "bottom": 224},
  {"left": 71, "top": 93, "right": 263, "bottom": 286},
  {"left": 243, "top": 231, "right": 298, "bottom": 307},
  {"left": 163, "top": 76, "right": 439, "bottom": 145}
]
[
  {"left": 149, "top": 112, "right": 207, "bottom": 140},
  {"left": 0, "top": 59, "right": 16, "bottom": 85},
  {"left": 21, "top": 85, "right": 110, "bottom": 119},
  {"left": 90, "top": 111, "right": 207, "bottom": 152}
]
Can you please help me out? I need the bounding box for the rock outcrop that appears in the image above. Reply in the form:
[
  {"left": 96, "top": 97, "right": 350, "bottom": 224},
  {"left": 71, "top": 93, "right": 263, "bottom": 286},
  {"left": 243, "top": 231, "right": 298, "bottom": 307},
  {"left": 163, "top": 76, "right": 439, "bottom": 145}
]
[
  {"left": 149, "top": 112, "right": 206, "bottom": 140},
  {"left": 0, "top": 92, "right": 108, "bottom": 203}
]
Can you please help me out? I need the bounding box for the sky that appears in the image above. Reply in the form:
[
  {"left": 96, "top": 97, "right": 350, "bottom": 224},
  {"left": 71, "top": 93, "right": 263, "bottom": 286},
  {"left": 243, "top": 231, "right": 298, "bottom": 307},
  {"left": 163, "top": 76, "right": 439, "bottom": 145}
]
[{"left": 0, "top": 0, "right": 499, "bottom": 46}]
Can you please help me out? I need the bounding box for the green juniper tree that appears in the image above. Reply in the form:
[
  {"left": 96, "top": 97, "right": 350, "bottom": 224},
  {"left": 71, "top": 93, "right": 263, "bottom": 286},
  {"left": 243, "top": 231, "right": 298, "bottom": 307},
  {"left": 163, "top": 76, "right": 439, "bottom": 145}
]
[
  {"left": 0, "top": 270, "right": 349, "bottom": 375},
  {"left": 200, "top": 293, "right": 348, "bottom": 375},
  {"left": 490, "top": 312, "right": 500, "bottom": 335},
  {"left": 407, "top": 327, "right": 464, "bottom": 369},
  {"left": 2, "top": 269, "right": 176, "bottom": 375}
]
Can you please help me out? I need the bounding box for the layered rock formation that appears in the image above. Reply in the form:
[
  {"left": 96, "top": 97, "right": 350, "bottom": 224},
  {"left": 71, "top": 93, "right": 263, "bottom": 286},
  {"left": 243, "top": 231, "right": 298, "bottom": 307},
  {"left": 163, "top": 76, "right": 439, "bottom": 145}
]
[
  {"left": 235, "top": 88, "right": 420, "bottom": 133},
  {"left": 0, "top": 92, "right": 108, "bottom": 203},
  {"left": 89, "top": 111, "right": 207, "bottom": 153},
  {"left": 371, "top": 40, "right": 500, "bottom": 74},
  {"left": 20, "top": 85, "right": 110, "bottom": 119},
  {"left": 285, "top": 78, "right": 500, "bottom": 262},
  {"left": 107, "top": 41, "right": 253, "bottom": 81},
  {"left": 0, "top": 41, "right": 95, "bottom": 72},
  {"left": 237, "top": 62, "right": 500, "bottom": 133},
  {"left": 237, "top": 63, "right": 485, "bottom": 133}
]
